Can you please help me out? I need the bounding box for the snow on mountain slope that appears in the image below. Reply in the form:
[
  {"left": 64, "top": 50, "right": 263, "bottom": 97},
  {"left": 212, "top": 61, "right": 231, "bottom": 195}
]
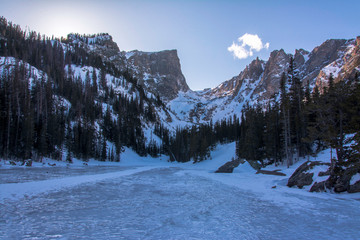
[
  {"left": 19, "top": 33, "right": 358, "bottom": 128},
  {"left": 0, "top": 56, "right": 47, "bottom": 85},
  {"left": 65, "top": 63, "right": 189, "bottom": 137}
]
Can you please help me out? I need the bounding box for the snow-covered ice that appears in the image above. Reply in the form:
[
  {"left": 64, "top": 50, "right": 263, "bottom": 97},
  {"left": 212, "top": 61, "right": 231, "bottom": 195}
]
[{"left": 1, "top": 143, "right": 360, "bottom": 239}]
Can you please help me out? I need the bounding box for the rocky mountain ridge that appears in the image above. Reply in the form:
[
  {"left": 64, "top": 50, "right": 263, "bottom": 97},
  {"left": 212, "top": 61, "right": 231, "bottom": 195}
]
[{"left": 64, "top": 33, "right": 360, "bottom": 125}]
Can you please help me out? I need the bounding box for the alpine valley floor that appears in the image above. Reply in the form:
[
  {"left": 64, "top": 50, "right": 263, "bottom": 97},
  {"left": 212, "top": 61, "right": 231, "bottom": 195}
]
[{"left": 1, "top": 143, "right": 360, "bottom": 240}]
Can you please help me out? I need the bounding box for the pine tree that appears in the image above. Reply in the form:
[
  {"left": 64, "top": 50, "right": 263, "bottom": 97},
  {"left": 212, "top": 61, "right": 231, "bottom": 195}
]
[
  {"left": 92, "top": 67, "right": 98, "bottom": 95},
  {"left": 288, "top": 57, "right": 306, "bottom": 160},
  {"left": 66, "top": 148, "right": 73, "bottom": 163},
  {"left": 264, "top": 98, "right": 282, "bottom": 165},
  {"left": 99, "top": 69, "right": 107, "bottom": 93},
  {"left": 101, "top": 137, "right": 107, "bottom": 161},
  {"left": 280, "top": 72, "right": 293, "bottom": 167}
]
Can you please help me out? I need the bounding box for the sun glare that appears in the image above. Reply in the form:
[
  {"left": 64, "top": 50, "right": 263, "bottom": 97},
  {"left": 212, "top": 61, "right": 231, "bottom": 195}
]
[
  {"left": 46, "top": 16, "right": 87, "bottom": 38},
  {"left": 35, "top": 3, "right": 99, "bottom": 39}
]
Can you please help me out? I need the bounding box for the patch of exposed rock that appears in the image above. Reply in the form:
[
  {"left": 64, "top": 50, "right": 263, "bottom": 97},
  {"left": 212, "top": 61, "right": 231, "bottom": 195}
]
[
  {"left": 256, "top": 169, "right": 286, "bottom": 176},
  {"left": 209, "top": 57, "right": 265, "bottom": 101}
]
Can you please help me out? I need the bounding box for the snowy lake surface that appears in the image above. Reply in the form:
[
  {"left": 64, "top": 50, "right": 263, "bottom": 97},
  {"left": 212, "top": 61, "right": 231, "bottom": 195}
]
[{"left": 1, "top": 165, "right": 360, "bottom": 240}]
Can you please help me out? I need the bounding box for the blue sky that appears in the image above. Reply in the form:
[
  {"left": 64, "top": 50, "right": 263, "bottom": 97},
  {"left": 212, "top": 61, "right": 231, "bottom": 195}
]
[{"left": 0, "top": 0, "right": 359, "bottom": 90}]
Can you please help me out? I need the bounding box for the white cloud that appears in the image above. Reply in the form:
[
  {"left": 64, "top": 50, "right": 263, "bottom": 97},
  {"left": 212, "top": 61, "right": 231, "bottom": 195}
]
[{"left": 228, "top": 33, "right": 270, "bottom": 60}]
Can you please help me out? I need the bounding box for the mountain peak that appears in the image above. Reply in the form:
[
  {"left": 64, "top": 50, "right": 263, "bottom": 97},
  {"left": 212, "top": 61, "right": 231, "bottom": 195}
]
[{"left": 294, "top": 48, "right": 310, "bottom": 67}]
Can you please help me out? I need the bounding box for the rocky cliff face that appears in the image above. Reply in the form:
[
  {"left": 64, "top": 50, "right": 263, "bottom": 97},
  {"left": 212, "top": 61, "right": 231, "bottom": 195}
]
[
  {"left": 68, "top": 34, "right": 189, "bottom": 101},
  {"left": 313, "top": 38, "right": 360, "bottom": 90},
  {"left": 252, "top": 49, "right": 291, "bottom": 101},
  {"left": 124, "top": 50, "right": 189, "bottom": 100}
]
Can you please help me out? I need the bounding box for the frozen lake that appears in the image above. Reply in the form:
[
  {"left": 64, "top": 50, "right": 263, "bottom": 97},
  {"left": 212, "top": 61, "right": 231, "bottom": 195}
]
[
  {"left": 1, "top": 166, "right": 360, "bottom": 239},
  {"left": 0, "top": 166, "right": 134, "bottom": 184}
]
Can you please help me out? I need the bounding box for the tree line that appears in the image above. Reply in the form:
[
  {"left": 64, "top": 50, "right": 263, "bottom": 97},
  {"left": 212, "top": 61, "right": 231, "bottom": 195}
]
[{"left": 166, "top": 117, "right": 240, "bottom": 162}]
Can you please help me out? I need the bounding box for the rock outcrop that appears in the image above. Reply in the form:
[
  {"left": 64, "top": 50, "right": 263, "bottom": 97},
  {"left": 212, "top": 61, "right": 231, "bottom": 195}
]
[
  {"left": 312, "top": 38, "right": 357, "bottom": 90},
  {"left": 332, "top": 166, "right": 360, "bottom": 193},
  {"left": 289, "top": 160, "right": 360, "bottom": 193},
  {"left": 309, "top": 181, "right": 327, "bottom": 192},
  {"left": 253, "top": 49, "right": 290, "bottom": 101},
  {"left": 209, "top": 57, "right": 265, "bottom": 100},
  {"left": 256, "top": 169, "right": 286, "bottom": 176},
  {"left": 215, "top": 158, "right": 242, "bottom": 173},
  {"left": 287, "top": 161, "right": 330, "bottom": 189}
]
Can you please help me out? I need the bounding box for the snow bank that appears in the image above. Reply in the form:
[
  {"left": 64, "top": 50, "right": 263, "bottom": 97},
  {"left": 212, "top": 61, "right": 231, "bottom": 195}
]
[
  {"left": 178, "top": 142, "right": 237, "bottom": 171},
  {"left": 119, "top": 147, "right": 170, "bottom": 166}
]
